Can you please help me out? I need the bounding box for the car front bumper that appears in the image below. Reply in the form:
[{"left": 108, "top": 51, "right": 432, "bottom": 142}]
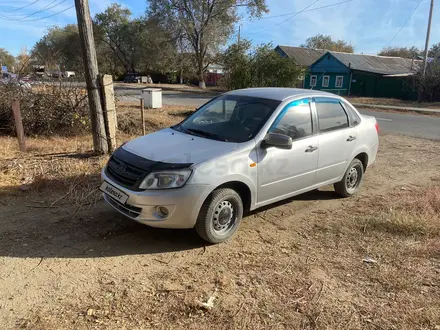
[{"left": 101, "top": 170, "right": 213, "bottom": 229}]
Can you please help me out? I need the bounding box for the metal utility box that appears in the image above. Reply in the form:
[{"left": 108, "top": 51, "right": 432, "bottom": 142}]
[{"left": 142, "top": 88, "right": 162, "bottom": 108}]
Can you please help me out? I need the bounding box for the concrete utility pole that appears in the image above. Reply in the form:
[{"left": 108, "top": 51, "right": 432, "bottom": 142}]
[
  {"left": 237, "top": 24, "right": 241, "bottom": 47},
  {"left": 74, "top": 0, "right": 108, "bottom": 154},
  {"left": 422, "top": 0, "right": 435, "bottom": 78}
]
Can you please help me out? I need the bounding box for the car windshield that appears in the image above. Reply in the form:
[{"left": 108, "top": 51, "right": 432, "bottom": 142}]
[{"left": 173, "top": 95, "right": 280, "bottom": 143}]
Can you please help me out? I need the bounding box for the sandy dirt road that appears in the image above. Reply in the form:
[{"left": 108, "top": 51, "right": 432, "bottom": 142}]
[{"left": 1, "top": 134, "right": 440, "bottom": 329}]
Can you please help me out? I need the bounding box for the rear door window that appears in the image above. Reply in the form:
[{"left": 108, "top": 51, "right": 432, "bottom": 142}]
[{"left": 314, "top": 98, "right": 349, "bottom": 133}]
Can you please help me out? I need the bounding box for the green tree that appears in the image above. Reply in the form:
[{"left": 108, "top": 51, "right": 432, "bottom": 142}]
[
  {"left": 94, "top": 3, "right": 176, "bottom": 77},
  {"left": 221, "top": 41, "right": 302, "bottom": 89},
  {"left": 301, "top": 34, "right": 354, "bottom": 53},
  {"left": 0, "top": 48, "right": 16, "bottom": 71},
  {"left": 378, "top": 46, "right": 420, "bottom": 58},
  {"left": 221, "top": 40, "right": 252, "bottom": 89},
  {"left": 32, "top": 25, "right": 83, "bottom": 73},
  {"left": 94, "top": 4, "right": 133, "bottom": 73},
  {"left": 250, "top": 43, "right": 301, "bottom": 87},
  {"left": 428, "top": 43, "right": 440, "bottom": 59},
  {"left": 147, "top": 0, "right": 268, "bottom": 88}
]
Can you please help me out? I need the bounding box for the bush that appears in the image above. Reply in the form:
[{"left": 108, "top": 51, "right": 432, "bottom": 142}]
[
  {"left": 221, "top": 41, "right": 303, "bottom": 90},
  {"left": 0, "top": 82, "right": 90, "bottom": 136},
  {"left": 418, "top": 61, "right": 440, "bottom": 102}
]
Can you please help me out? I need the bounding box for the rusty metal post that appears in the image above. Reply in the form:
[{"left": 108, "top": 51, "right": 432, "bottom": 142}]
[
  {"left": 11, "top": 100, "right": 26, "bottom": 152},
  {"left": 140, "top": 98, "right": 145, "bottom": 135}
]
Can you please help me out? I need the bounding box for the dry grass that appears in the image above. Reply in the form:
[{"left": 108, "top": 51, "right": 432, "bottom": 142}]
[
  {"left": 0, "top": 135, "right": 106, "bottom": 208},
  {"left": 116, "top": 103, "right": 195, "bottom": 135},
  {"left": 0, "top": 105, "right": 193, "bottom": 206}
]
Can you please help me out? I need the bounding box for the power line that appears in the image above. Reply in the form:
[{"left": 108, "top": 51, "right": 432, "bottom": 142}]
[
  {"left": 0, "top": 3, "right": 73, "bottom": 22},
  {"left": 245, "top": 0, "right": 356, "bottom": 35},
  {"left": 19, "top": 4, "right": 74, "bottom": 21},
  {"left": 242, "top": 0, "right": 356, "bottom": 23},
  {"left": 381, "top": 0, "right": 424, "bottom": 50},
  {"left": 269, "top": 0, "right": 322, "bottom": 29},
  {"left": 0, "top": 0, "right": 67, "bottom": 21},
  {"left": 247, "top": 0, "right": 321, "bottom": 35},
  {"left": 7, "top": 0, "right": 41, "bottom": 13}
]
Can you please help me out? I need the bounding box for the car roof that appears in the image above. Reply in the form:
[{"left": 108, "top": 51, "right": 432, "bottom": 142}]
[{"left": 224, "top": 87, "right": 339, "bottom": 101}]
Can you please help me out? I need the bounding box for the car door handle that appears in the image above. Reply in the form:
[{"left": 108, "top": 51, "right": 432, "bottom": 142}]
[
  {"left": 347, "top": 136, "right": 357, "bottom": 142},
  {"left": 305, "top": 146, "right": 318, "bottom": 153}
]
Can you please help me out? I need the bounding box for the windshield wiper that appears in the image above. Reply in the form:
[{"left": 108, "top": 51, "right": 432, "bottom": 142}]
[{"left": 185, "top": 128, "right": 228, "bottom": 142}]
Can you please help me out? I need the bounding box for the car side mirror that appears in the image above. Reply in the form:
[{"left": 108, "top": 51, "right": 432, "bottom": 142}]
[{"left": 261, "top": 133, "right": 292, "bottom": 150}]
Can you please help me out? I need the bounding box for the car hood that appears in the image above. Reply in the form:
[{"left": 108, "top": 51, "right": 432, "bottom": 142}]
[{"left": 122, "top": 127, "right": 238, "bottom": 165}]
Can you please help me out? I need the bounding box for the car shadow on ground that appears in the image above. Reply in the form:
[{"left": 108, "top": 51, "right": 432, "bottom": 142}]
[
  {"left": 0, "top": 174, "right": 340, "bottom": 260},
  {"left": 247, "top": 188, "right": 341, "bottom": 216}
]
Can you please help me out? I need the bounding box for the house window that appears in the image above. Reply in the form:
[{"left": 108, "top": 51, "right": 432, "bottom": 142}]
[
  {"left": 335, "top": 76, "right": 344, "bottom": 88},
  {"left": 310, "top": 75, "right": 317, "bottom": 87},
  {"left": 322, "top": 76, "right": 330, "bottom": 87}
]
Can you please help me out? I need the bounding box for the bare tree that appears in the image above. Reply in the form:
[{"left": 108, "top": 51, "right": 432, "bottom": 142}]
[{"left": 147, "top": 0, "right": 268, "bottom": 88}]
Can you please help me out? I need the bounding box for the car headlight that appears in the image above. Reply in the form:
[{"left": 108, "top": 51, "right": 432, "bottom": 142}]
[{"left": 139, "top": 170, "right": 192, "bottom": 190}]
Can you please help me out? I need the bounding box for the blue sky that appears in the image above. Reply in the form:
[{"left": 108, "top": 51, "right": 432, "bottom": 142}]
[{"left": 0, "top": 0, "right": 438, "bottom": 56}]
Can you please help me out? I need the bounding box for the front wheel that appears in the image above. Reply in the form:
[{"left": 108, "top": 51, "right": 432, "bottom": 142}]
[
  {"left": 334, "top": 158, "right": 364, "bottom": 197},
  {"left": 195, "top": 188, "right": 243, "bottom": 244}
]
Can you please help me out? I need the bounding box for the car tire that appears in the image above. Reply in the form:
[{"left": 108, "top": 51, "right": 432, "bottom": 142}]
[
  {"left": 195, "top": 188, "right": 243, "bottom": 244},
  {"left": 334, "top": 158, "right": 364, "bottom": 197}
]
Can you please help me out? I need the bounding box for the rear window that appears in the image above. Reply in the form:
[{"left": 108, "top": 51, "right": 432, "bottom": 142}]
[
  {"left": 342, "top": 101, "right": 361, "bottom": 126},
  {"left": 314, "top": 98, "right": 349, "bottom": 132}
]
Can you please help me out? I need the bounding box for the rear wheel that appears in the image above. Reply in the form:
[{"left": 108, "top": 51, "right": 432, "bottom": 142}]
[
  {"left": 195, "top": 188, "right": 243, "bottom": 244},
  {"left": 334, "top": 158, "right": 364, "bottom": 197}
]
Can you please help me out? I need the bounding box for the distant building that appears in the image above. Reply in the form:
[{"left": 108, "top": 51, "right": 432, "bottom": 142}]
[
  {"left": 275, "top": 45, "right": 326, "bottom": 66},
  {"left": 206, "top": 64, "right": 224, "bottom": 86},
  {"left": 304, "top": 51, "right": 422, "bottom": 100},
  {"left": 275, "top": 45, "right": 327, "bottom": 87}
]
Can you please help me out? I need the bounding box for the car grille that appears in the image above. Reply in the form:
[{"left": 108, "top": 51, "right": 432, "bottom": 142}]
[
  {"left": 105, "top": 195, "right": 142, "bottom": 218},
  {"left": 105, "top": 155, "right": 149, "bottom": 190}
]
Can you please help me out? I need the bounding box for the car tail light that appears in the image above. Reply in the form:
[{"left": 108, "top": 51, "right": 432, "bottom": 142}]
[{"left": 375, "top": 122, "right": 380, "bottom": 134}]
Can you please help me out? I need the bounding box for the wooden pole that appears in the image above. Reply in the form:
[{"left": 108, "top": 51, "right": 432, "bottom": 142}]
[
  {"left": 11, "top": 100, "right": 26, "bottom": 152},
  {"left": 140, "top": 98, "right": 145, "bottom": 135},
  {"left": 74, "top": 0, "right": 108, "bottom": 155}
]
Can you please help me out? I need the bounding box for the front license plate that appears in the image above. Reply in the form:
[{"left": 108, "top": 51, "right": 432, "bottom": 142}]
[{"left": 100, "top": 181, "right": 129, "bottom": 204}]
